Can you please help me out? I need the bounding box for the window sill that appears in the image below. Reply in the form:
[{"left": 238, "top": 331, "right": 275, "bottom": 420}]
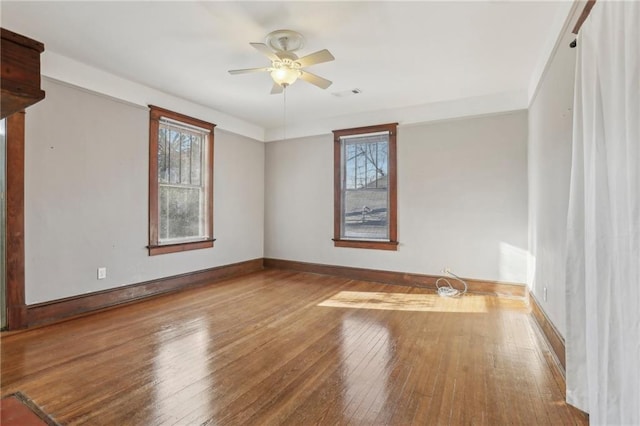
[
  {"left": 148, "top": 238, "right": 215, "bottom": 256},
  {"left": 332, "top": 238, "right": 399, "bottom": 251}
]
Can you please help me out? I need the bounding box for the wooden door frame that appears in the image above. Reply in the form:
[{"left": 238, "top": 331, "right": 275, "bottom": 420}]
[{"left": 5, "top": 111, "right": 27, "bottom": 329}]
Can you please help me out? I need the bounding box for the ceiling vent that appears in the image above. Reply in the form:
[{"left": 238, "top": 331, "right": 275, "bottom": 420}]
[{"left": 332, "top": 88, "right": 362, "bottom": 98}]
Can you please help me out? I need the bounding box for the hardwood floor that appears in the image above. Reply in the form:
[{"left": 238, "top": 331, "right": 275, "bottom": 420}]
[{"left": 1, "top": 269, "right": 587, "bottom": 425}]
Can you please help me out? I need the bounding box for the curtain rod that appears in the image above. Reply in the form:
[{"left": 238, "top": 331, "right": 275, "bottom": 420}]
[{"left": 572, "top": 0, "right": 597, "bottom": 35}]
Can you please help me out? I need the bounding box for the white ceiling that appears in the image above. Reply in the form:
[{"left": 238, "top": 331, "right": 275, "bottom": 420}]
[{"left": 1, "top": 1, "right": 572, "bottom": 141}]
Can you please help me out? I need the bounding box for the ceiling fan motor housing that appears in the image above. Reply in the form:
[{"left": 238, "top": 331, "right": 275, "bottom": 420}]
[{"left": 266, "top": 29, "right": 305, "bottom": 53}]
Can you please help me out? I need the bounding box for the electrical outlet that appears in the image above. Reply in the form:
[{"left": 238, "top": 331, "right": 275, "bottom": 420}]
[
  {"left": 543, "top": 287, "right": 548, "bottom": 301},
  {"left": 97, "top": 267, "right": 107, "bottom": 280}
]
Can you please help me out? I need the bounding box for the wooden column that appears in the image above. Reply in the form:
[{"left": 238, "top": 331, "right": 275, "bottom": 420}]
[
  {"left": 6, "top": 111, "right": 27, "bottom": 329},
  {"left": 1, "top": 28, "right": 45, "bottom": 329}
]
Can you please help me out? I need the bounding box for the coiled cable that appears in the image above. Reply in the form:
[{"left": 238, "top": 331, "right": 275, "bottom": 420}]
[{"left": 436, "top": 268, "right": 468, "bottom": 297}]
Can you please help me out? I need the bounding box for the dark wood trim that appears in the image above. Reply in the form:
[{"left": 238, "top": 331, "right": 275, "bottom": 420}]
[
  {"left": 529, "top": 292, "right": 566, "bottom": 373},
  {"left": 148, "top": 105, "right": 216, "bottom": 131},
  {"left": 148, "top": 105, "right": 216, "bottom": 256},
  {"left": 148, "top": 239, "right": 215, "bottom": 256},
  {"left": 207, "top": 111, "right": 214, "bottom": 248},
  {"left": 5, "top": 111, "right": 27, "bottom": 330},
  {"left": 26, "top": 258, "right": 264, "bottom": 328},
  {"left": 264, "top": 258, "right": 526, "bottom": 298},
  {"left": 388, "top": 124, "right": 398, "bottom": 244},
  {"left": 332, "top": 123, "right": 398, "bottom": 139},
  {"left": 332, "top": 123, "right": 398, "bottom": 250},
  {"left": 333, "top": 128, "right": 341, "bottom": 241},
  {"left": 148, "top": 107, "right": 160, "bottom": 248},
  {"left": 332, "top": 239, "right": 398, "bottom": 251},
  {"left": 572, "top": 0, "right": 597, "bottom": 34},
  {"left": 1, "top": 29, "right": 46, "bottom": 119},
  {"left": 0, "top": 28, "right": 44, "bottom": 52}
]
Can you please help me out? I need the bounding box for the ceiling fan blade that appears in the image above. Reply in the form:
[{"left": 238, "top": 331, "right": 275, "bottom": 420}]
[
  {"left": 228, "top": 67, "right": 271, "bottom": 75},
  {"left": 299, "top": 71, "right": 332, "bottom": 89},
  {"left": 270, "top": 83, "right": 284, "bottom": 95},
  {"left": 250, "top": 42, "right": 280, "bottom": 62},
  {"left": 296, "top": 49, "right": 335, "bottom": 67}
]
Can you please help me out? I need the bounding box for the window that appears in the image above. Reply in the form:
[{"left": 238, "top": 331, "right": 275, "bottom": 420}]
[
  {"left": 148, "top": 105, "right": 215, "bottom": 255},
  {"left": 333, "top": 123, "right": 398, "bottom": 250}
]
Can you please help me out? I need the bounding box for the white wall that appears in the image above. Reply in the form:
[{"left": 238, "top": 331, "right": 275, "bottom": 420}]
[
  {"left": 527, "top": 32, "right": 577, "bottom": 337},
  {"left": 24, "top": 79, "right": 264, "bottom": 304},
  {"left": 265, "top": 112, "right": 528, "bottom": 283}
]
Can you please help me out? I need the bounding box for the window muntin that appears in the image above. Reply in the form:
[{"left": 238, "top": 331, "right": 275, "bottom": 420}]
[
  {"left": 148, "top": 106, "right": 215, "bottom": 255},
  {"left": 333, "top": 123, "right": 398, "bottom": 251}
]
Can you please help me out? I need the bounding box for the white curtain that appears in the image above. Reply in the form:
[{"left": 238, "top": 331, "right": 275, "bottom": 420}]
[{"left": 565, "top": 1, "right": 640, "bottom": 424}]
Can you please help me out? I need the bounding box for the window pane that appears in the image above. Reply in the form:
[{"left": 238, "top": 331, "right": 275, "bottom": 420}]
[
  {"left": 191, "top": 135, "right": 202, "bottom": 185},
  {"left": 342, "top": 136, "right": 389, "bottom": 240},
  {"left": 159, "top": 185, "right": 203, "bottom": 241},
  {"left": 168, "top": 129, "right": 181, "bottom": 184},
  {"left": 180, "top": 132, "right": 192, "bottom": 185},
  {"left": 157, "top": 124, "right": 209, "bottom": 242},
  {"left": 158, "top": 128, "right": 168, "bottom": 183}
]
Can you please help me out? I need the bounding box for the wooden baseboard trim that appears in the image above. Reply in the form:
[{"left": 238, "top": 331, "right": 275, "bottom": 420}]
[
  {"left": 21, "top": 257, "right": 528, "bottom": 328},
  {"left": 26, "top": 258, "right": 264, "bottom": 328},
  {"left": 263, "top": 258, "right": 526, "bottom": 298},
  {"left": 529, "top": 292, "right": 566, "bottom": 373}
]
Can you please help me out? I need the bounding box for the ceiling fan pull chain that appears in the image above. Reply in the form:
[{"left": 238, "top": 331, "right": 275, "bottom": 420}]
[{"left": 283, "top": 85, "right": 287, "bottom": 140}]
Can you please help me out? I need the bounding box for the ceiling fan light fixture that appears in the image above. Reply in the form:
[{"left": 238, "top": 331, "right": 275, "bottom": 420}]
[
  {"left": 228, "top": 30, "right": 334, "bottom": 93},
  {"left": 270, "top": 66, "right": 300, "bottom": 87}
]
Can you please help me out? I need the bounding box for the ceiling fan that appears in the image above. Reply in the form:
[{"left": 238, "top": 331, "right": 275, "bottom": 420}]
[{"left": 228, "top": 29, "right": 335, "bottom": 94}]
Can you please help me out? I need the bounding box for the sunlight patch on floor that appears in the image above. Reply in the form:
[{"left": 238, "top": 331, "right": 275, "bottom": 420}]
[{"left": 318, "top": 291, "right": 488, "bottom": 313}]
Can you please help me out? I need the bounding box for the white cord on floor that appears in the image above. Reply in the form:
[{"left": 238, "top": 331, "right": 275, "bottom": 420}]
[{"left": 436, "top": 268, "right": 468, "bottom": 297}]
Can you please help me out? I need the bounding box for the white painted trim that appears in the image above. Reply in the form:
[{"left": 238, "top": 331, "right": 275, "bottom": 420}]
[
  {"left": 42, "top": 76, "right": 148, "bottom": 112},
  {"left": 264, "top": 90, "right": 528, "bottom": 142},
  {"left": 41, "top": 50, "right": 265, "bottom": 142}
]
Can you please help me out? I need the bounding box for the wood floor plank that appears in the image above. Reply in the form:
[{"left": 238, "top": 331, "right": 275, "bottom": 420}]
[{"left": 1, "top": 269, "right": 588, "bottom": 425}]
